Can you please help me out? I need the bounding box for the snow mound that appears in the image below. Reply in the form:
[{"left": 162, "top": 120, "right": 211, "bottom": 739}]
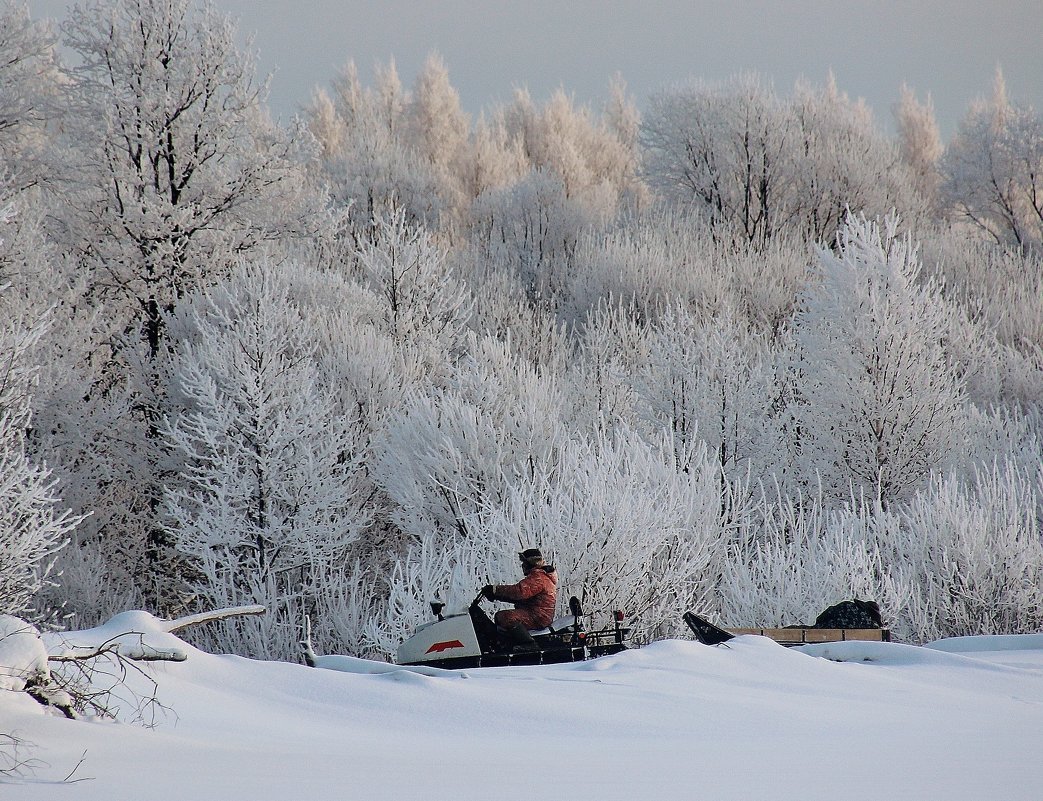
[
  {"left": 309, "top": 653, "right": 455, "bottom": 678},
  {"left": 42, "top": 610, "right": 193, "bottom": 662},
  {"left": 798, "top": 637, "right": 1043, "bottom": 677},
  {"left": 925, "top": 632, "right": 1043, "bottom": 653},
  {"left": 0, "top": 614, "right": 49, "bottom": 691}
]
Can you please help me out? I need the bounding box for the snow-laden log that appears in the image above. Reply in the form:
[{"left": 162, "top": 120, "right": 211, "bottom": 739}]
[
  {"left": 163, "top": 604, "right": 266, "bottom": 634},
  {"left": 48, "top": 642, "right": 188, "bottom": 663}
]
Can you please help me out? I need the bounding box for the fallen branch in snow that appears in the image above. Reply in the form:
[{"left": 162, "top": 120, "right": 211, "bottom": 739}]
[
  {"left": 62, "top": 749, "right": 91, "bottom": 783},
  {"left": 45, "top": 640, "right": 171, "bottom": 726},
  {"left": 0, "top": 732, "right": 45, "bottom": 779},
  {"left": 0, "top": 734, "right": 92, "bottom": 784},
  {"left": 163, "top": 604, "right": 266, "bottom": 633},
  {"left": 46, "top": 606, "right": 266, "bottom": 664},
  {"left": 49, "top": 636, "right": 188, "bottom": 664}
]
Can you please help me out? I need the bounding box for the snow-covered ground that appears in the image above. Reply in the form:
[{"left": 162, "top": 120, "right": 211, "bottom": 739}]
[{"left": 4, "top": 614, "right": 1043, "bottom": 800}]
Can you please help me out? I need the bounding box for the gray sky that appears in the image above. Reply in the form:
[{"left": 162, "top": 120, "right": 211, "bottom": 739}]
[{"left": 28, "top": 0, "right": 1043, "bottom": 137}]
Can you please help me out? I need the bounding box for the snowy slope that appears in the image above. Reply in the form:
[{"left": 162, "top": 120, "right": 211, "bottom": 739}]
[{"left": 3, "top": 620, "right": 1043, "bottom": 800}]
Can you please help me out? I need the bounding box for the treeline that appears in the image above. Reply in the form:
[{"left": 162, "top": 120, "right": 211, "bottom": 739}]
[{"left": 2, "top": 0, "right": 1042, "bottom": 656}]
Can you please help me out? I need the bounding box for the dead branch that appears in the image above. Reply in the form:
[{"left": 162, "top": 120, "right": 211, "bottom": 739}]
[
  {"left": 45, "top": 641, "right": 174, "bottom": 727},
  {"left": 48, "top": 636, "right": 187, "bottom": 663},
  {"left": 0, "top": 732, "right": 45, "bottom": 778},
  {"left": 163, "top": 604, "right": 266, "bottom": 633}
]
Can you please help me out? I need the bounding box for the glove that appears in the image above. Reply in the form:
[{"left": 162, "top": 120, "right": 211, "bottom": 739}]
[{"left": 481, "top": 585, "right": 496, "bottom": 601}]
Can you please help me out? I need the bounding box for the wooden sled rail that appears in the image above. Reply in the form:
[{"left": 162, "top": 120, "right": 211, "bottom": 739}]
[
  {"left": 683, "top": 613, "right": 891, "bottom": 648},
  {"left": 726, "top": 627, "right": 891, "bottom": 645}
]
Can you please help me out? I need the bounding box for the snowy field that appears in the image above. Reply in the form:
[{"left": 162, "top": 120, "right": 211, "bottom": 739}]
[{"left": 4, "top": 614, "right": 1043, "bottom": 801}]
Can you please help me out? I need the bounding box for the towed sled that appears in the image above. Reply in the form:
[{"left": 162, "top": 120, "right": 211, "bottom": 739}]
[
  {"left": 683, "top": 611, "right": 736, "bottom": 646},
  {"left": 682, "top": 610, "right": 891, "bottom": 647},
  {"left": 396, "top": 591, "right": 629, "bottom": 669}
]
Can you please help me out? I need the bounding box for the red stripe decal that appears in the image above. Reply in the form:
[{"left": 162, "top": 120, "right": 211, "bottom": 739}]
[{"left": 426, "top": 639, "right": 465, "bottom": 654}]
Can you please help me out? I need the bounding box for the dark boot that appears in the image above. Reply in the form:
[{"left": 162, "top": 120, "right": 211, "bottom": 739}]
[{"left": 506, "top": 623, "right": 538, "bottom": 653}]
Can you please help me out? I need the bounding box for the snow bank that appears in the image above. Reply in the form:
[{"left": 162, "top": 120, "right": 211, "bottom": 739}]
[
  {"left": 5, "top": 628, "right": 1043, "bottom": 800},
  {"left": 926, "top": 632, "right": 1043, "bottom": 653},
  {"left": 42, "top": 609, "right": 192, "bottom": 662},
  {"left": 307, "top": 652, "right": 455, "bottom": 677}
]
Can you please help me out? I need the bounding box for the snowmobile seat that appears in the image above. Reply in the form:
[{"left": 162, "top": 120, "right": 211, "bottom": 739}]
[{"left": 527, "top": 614, "right": 582, "bottom": 636}]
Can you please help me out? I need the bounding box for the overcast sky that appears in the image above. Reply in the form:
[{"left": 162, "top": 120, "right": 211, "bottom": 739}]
[{"left": 28, "top": 0, "right": 1043, "bottom": 138}]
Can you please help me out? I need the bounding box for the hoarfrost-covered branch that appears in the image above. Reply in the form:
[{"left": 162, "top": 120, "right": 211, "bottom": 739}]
[{"left": 163, "top": 604, "right": 266, "bottom": 633}]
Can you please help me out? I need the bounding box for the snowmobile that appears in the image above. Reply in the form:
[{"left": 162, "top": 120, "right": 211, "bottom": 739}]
[{"left": 396, "top": 591, "right": 630, "bottom": 669}]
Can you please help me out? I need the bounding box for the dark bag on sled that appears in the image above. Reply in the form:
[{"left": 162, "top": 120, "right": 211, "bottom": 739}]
[{"left": 814, "top": 599, "right": 882, "bottom": 629}]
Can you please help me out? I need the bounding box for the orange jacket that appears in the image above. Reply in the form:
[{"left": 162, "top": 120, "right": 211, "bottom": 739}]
[{"left": 493, "top": 566, "right": 558, "bottom": 630}]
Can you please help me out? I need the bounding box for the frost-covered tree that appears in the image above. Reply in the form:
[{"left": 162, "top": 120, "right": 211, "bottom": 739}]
[
  {"left": 940, "top": 70, "right": 1043, "bottom": 251},
  {"left": 918, "top": 232, "right": 1043, "bottom": 407},
  {"left": 641, "top": 75, "right": 791, "bottom": 244},
  {"left": 469, "top": 167, "right": 596, "bottom": 299},
  {"left": 371, "top": 333, "right": 566, "bottom": 546},
  {"left": 502, "top": 86, "right": 641, "bottom": 214},
  {"left": 459, "top": 258, "right": 570, "bottom": 374},
  {"left": 788, "top": 76, "right": 921, "bottom": 242},
  {"left": 354, "top": 209, "right": 471, "bottom": 355},
  {"left": 720, "top": 490, "right": 909, "bottom": 631},
  {"left": 564, "top": 301, "right": 648, "bottom": 434},
  {"left": 559, "top": 216, "right": 702, "bottom": 326},
  {"left": 605, "top": 74, "right": 640, "bottom": 156},
  {"left": 894, "top": 461, "right": 1043, "bottom": 641},
  {"left": 461, "top": 109, "right": 528, "bottom": 202},
  {"left": 19, "top": 303, "right": 154, "bottom": 621},
  {"left": 893, "top": 84, "right": 943, "bottom": 206},
  {"left": 0, "top": 183, "right": 151, "bottom": 622},
  {"left": 641, "top": 74, "right": 918, "bottom": 245},
  {"left": 306, "top": 60, "right": 445, "bottom": 243},
  {"left": 44, "top": 0, "right": 319, "bottom": 601},
  {"left": 0, "top": 268, "right": 79, "bottom": 618},
  {"left": 464, "top": 85, "right": 644, "bottom": 298},
  {"left": 0, "top": 1, "right": 59, "bottom": 191},
  {"left": 558, "top": 206, "right": 808, "bottom": 334},
  {"left": 639, "top": 306, "right": 782, "bottom": 481},
  {"left": 403, "top": 53, "right": 470, "bottom": 219},
  {"left": 787, "top": 214, "right": 966, "bottom": 506},
  {"left": 162, "top": 261, "right": 370, "bottom": 659},
  {"left": 57, "top": 0, "right": 314, "bottom": 357}
]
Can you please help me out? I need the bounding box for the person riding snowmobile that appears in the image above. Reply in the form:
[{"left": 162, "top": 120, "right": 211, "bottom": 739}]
[{"left": 482, "top": 548, "right": 557, "bottom": 651}]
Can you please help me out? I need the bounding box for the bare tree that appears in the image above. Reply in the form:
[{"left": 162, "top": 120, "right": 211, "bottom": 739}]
[
  {"left": 56, "top": 0, "right": 315, "bottom": 357},
  {"left": 641, "top": 74, "right": 917, "bottom": 245},
  {"left": 940, "top": 69, "right": 1043, "bottom": 252}
]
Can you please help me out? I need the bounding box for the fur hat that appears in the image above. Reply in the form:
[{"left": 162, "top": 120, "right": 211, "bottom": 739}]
[{"left": 518, "top": 548, "right": 544, "bottom": 566}]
